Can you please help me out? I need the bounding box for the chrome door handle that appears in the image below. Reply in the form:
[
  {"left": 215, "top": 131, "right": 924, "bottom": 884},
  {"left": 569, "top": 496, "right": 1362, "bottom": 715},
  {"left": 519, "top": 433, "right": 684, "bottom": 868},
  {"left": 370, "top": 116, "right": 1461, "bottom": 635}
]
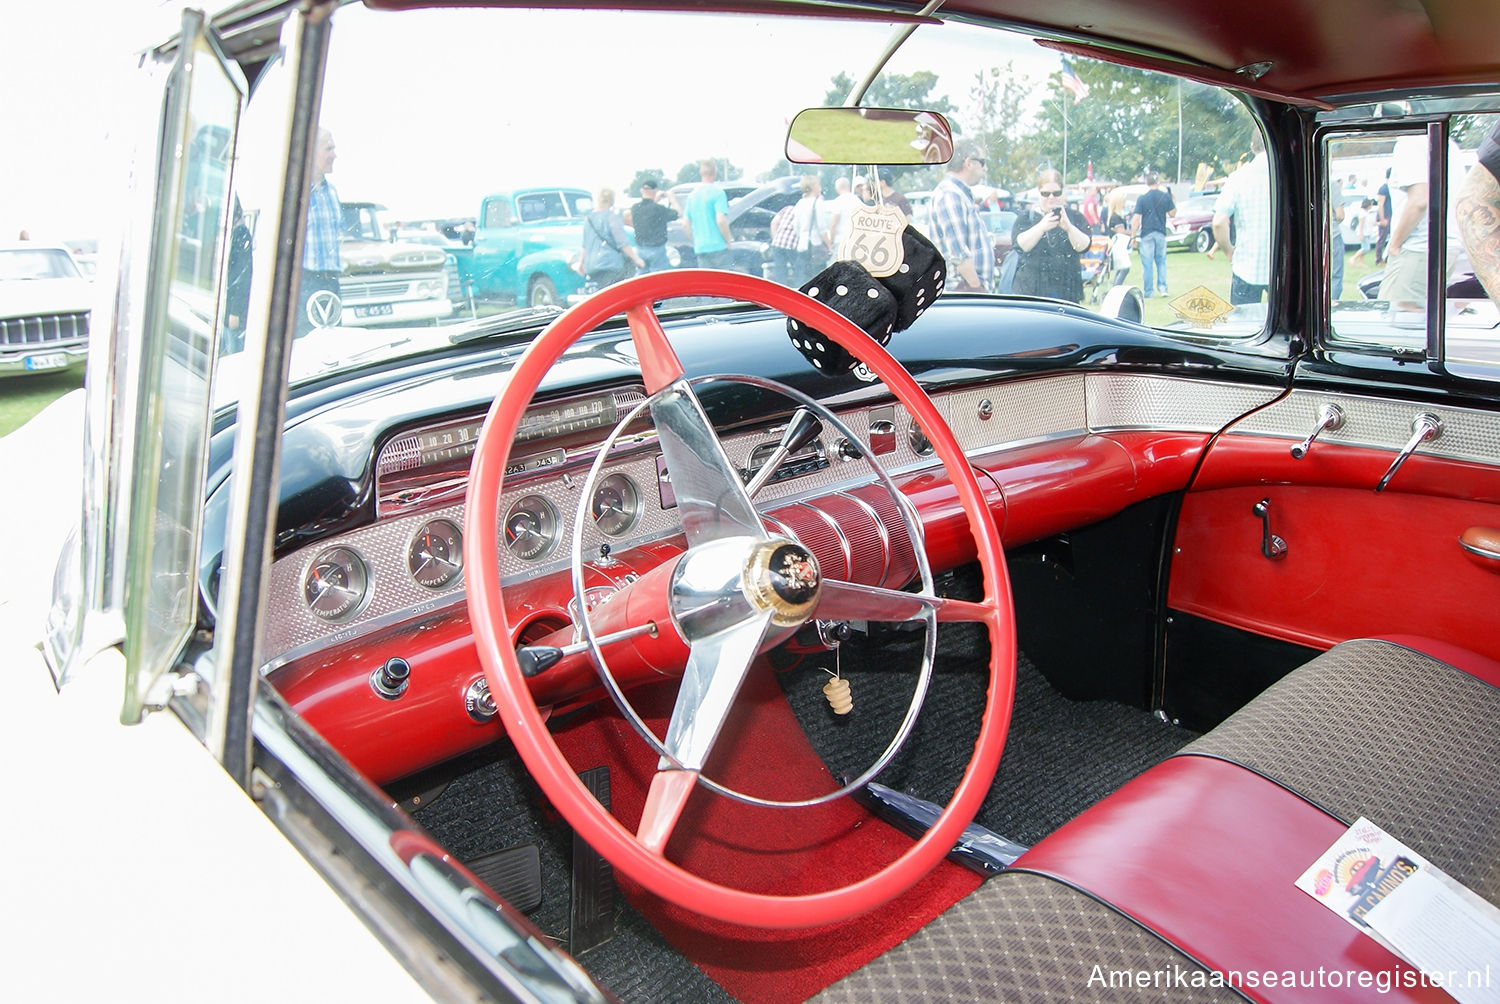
[{"left": 1375, "top": 414, "right": 1442, "bottom": 492}]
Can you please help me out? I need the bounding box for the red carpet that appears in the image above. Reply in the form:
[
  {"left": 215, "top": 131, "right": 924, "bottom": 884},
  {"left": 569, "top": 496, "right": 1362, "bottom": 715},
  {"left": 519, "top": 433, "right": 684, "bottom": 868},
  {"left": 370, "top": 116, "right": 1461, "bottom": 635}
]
[{"left": 551, "top": 667, "right": 982, "bottom": 1003}]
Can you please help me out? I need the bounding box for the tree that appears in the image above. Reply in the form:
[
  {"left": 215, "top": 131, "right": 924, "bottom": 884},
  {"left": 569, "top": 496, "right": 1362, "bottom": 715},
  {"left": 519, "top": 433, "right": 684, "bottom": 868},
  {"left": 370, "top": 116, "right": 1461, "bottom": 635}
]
[
  {"left": 966, "top": 62, "right": 1040, "bottom": 194},
  {"left": 823, "top": 71, "right": 957, "bottom": 117},
  {"left": 673, "top": 158, "right": 743, "bottom": 186},
  {"left": 1026, "top": 59, "right": 1255, "bottom": 187},
  {"left": 625, "top": 169, "right": 671, "bottom": 198}
]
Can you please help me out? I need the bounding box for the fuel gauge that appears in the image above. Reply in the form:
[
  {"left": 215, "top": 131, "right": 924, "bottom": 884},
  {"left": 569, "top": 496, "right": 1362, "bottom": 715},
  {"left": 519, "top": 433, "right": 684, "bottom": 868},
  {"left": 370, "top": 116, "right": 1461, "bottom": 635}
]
[
  {"left": 408, "top": 518, "right": 463, "bottom": 588},
  {"left": 591, "top": 473, "right": 640, "bottom": 537}
]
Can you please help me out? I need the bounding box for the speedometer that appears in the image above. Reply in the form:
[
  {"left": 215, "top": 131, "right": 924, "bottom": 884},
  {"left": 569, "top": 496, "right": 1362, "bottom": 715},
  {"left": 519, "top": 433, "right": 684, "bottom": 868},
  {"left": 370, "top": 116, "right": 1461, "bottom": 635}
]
[
  {"left": 504, "top": 495, "right": 560, "bottom": 561},
  {"left": 591, "top": 473, "right": 640, "bottom": 537}
]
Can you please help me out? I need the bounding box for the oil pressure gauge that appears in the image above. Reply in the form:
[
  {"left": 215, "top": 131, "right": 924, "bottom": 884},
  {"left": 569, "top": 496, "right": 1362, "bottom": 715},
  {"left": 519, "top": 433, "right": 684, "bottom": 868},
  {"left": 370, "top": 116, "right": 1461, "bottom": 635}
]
[
  {"left": 504, "top": 495, "right": 560, "bottom": 561},
  {"left": 591, "top": 473, "right": 640, "bottom": 537},
  {"left": 303, "top": 546, "right": 370, "bottom": 622}
]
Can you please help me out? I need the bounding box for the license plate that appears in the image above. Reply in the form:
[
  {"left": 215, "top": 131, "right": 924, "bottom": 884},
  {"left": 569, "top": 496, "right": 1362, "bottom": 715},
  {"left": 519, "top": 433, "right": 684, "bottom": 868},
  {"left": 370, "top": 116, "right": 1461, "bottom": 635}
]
[
  {"left": 24, "top": 352, "right": 69, "bottom": 371},
  {"left": 353, "top": 304, "right": 395, "bottom": 318}
]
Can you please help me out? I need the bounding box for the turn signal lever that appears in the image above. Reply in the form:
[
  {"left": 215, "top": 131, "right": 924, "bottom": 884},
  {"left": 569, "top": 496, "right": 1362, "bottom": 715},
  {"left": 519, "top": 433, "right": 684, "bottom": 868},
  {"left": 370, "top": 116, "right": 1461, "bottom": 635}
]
[{"left": 1375, "top": 414, "right": 1442, "bottom": 493}]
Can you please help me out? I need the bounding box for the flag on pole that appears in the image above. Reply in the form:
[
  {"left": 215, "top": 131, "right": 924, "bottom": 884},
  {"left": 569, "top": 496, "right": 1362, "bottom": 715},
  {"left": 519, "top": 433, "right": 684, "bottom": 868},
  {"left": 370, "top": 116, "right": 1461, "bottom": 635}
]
[{"left": 1059, "top": 58, "right": 1090, "bottom": 104}]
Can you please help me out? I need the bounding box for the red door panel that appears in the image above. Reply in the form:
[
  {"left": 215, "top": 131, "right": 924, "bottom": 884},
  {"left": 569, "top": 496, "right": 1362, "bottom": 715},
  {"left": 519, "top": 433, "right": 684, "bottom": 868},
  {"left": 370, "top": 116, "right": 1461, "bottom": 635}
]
[{"left": 1170, "top": 482, "right": 1500, "bottom": 660}]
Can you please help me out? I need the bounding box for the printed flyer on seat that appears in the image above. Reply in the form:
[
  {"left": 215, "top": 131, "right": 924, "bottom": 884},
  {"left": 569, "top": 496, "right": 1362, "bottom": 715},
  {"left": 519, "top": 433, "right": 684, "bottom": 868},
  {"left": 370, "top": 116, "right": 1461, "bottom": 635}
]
[{"left": 1296, "top": 818, "right": 1500, "bottom": 1004}]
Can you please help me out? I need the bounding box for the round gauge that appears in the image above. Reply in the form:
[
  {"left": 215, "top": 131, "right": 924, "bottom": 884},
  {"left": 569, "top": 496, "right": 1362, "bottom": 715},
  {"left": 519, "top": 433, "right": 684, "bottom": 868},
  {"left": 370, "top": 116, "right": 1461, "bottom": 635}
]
[
  {"left": 909, "top": 420, "right": 934, "bottom": 456},
  {"left": 303, "top": 546, "right": 369, "bottom": 622},
  {"left": 407, "top": 518, "right": 464, "bottom": 589},
  {"left": 591, "top": 473, "right": 641, "bottom": 537},
  {"left": 504, "top": 494, "right": 560, "bottom": 561}
]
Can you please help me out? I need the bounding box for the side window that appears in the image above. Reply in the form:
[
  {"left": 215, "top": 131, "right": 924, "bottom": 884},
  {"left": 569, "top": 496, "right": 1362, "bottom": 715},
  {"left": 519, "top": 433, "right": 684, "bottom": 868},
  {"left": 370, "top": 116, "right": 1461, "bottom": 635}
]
[
  {"left": 1327, "top": 119, "right": 1500, "bottom": 378},
  {"left": 482, "top": 199, "right": 512, "bottom": 228}
]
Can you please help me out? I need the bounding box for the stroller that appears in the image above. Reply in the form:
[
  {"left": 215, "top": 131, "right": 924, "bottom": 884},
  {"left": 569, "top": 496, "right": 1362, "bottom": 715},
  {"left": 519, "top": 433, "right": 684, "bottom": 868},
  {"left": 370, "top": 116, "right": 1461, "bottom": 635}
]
[{"left": 1080, "top": 233, "right": 1114, "bottom": 303}]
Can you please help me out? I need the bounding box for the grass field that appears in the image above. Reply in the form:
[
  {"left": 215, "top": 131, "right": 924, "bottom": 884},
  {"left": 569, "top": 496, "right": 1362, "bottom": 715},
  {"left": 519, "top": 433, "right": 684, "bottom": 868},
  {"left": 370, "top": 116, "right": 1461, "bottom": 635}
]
[
  {"left": 0, "top": 369, "right": 85, "bottom": 438},
  {"left": 1089, "top": 245, "right": 1384, "bottom": 328}
]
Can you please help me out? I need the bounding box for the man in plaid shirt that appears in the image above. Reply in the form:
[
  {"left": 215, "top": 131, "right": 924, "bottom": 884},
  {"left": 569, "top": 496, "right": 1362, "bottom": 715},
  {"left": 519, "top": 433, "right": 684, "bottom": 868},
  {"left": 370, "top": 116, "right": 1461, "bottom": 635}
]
[
  {"left": 929, "top": 140, "right": 993, "bottom": 292},
  {"left": 299, "top": 128, "right": 343, "bottom": 335}
]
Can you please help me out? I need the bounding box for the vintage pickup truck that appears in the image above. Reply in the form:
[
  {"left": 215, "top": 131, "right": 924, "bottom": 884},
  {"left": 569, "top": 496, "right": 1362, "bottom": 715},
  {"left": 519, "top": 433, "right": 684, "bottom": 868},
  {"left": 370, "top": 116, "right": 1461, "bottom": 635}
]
[
  {"left": 450, "top": 187, "right": 593, "bottom": 307},
  {"left": 338, "top": 201, "right": 453, "bottom": 326}
]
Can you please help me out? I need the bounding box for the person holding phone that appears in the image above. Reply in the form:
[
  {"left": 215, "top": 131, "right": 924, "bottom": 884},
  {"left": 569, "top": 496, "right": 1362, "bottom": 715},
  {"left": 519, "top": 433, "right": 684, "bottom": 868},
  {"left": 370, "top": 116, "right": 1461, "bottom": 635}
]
[{"left": 1011, "top": 169, "right": 1091, "bottom": 302}]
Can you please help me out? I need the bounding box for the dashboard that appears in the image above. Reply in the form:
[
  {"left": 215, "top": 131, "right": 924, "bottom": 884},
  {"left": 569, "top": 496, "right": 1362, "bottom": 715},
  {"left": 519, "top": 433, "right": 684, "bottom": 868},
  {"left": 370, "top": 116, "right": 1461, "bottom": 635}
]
[{"left": 257, "top": 370, "right": 1284, "bottom": 668}]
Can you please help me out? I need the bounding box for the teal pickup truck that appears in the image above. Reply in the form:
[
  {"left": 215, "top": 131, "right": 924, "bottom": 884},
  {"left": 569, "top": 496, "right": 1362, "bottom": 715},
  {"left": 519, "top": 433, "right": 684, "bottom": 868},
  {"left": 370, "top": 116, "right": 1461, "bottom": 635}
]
[{"left": 452, "top": 187, "right": 593, "bottom": 307}]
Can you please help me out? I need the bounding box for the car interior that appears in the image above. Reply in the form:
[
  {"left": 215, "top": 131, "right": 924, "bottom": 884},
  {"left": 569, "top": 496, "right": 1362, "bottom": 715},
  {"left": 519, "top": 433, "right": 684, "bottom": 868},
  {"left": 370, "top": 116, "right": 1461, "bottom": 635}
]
[{"left": 77, "top": 1, "right": 1500, "bottom": 1000}]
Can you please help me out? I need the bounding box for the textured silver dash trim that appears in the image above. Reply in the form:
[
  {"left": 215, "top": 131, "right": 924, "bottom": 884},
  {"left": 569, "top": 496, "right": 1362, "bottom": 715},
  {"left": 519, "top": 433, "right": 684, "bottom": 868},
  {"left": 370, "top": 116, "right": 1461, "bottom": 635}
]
[
  {"left": 1229, "top": 389, "right": 1500, "bottom": 465},
  {"left": 1086, "top": 374, "right": 1281, "bottom": 433}
]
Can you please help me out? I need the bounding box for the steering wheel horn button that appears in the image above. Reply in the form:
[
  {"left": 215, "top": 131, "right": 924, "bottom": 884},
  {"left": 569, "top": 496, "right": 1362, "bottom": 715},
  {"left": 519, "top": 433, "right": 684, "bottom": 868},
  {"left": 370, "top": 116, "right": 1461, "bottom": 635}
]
[{"left": 745, "top": 541, "right": 821, "bottom": 626}]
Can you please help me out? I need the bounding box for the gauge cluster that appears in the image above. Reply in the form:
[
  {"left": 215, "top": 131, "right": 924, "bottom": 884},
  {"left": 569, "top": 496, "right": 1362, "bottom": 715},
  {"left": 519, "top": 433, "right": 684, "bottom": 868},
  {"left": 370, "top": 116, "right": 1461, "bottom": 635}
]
[{"left": 261, "top": 376, "right": 1067, "bottom": 665}]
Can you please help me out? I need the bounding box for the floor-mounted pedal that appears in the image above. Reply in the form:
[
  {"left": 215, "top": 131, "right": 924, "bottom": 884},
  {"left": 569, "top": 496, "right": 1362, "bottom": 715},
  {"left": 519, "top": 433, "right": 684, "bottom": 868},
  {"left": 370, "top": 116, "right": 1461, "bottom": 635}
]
[
  {"left": 466, "top": 844, "right": 543, "bottom": 914},
  {"left": 569, "top": 766, "right": 617, "bottom": 954}
]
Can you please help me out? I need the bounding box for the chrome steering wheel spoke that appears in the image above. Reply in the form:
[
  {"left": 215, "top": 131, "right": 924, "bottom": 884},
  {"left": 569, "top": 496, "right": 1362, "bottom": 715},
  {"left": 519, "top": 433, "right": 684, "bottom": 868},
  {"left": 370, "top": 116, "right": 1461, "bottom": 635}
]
[{"left": 649, "top": 378, "right": 766, "bottom": 547}]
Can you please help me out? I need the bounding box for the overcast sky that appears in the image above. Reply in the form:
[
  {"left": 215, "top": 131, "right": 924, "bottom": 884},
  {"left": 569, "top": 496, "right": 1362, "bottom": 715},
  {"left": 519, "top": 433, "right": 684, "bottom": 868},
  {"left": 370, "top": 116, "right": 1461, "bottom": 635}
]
[
  {"left": 1, "top": 1, "right": 180, "bottom": 243},
  {"left": 2, "top": 4, "right": 1047, "bottom": 243}
]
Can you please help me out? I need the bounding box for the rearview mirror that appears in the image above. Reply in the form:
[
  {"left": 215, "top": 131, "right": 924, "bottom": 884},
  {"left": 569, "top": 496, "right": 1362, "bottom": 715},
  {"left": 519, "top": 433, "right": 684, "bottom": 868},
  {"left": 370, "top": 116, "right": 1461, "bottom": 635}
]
[{"left": 785, "top": 108, "right": 954, "bottom": 166}]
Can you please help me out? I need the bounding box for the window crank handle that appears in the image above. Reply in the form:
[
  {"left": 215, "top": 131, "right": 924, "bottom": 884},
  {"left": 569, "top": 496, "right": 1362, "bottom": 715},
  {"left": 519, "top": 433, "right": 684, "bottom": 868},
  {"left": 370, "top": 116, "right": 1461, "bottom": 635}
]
[
  {"left": 1375, "top": 414, "right": 1442, "bottom": 493},
  {"left": 1253, "top": 498, "right": 1287, "bottom": 561},
  {"left": 1290, "top": 403, "right": 1344, "bottom": 459}
]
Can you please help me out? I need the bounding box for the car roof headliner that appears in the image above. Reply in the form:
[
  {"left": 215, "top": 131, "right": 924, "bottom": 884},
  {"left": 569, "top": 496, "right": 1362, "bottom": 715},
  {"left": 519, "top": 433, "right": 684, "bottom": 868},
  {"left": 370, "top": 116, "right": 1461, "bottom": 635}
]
[{"left": 365, "top": 1, "right": 1500, "bottom": 104}]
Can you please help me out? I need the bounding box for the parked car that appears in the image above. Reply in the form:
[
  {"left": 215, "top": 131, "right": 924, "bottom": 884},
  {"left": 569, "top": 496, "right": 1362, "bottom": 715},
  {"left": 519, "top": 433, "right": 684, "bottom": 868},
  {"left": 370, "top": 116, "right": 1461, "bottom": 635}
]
[
  {"left": 0, "top": 243, "right": 91, "bottom": 377},
  {"left": 667, "top": 175, "right": 801, "bottom": 275},
  {"left": 1166, "top": 193, "right": 1218, "bottom": 252},
  {"left": 979, "top": 208, "right": 1018, "bottom": 265},
  {"left": 16, "top": 2, "right": 1500, "bottom": 1001},
  {"left": 338, "top": 201, "right": 453, "bottom": 325},
  {"left": 455, "top": 187, "right": 593, "bottom": 307}
]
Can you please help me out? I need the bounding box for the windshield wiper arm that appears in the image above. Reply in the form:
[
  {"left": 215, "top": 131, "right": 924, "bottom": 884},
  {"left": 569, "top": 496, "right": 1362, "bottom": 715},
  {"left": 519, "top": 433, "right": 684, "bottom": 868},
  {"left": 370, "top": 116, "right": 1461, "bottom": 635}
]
[{"left": 448, "top": 305, "right": 563, "bottom": 345}]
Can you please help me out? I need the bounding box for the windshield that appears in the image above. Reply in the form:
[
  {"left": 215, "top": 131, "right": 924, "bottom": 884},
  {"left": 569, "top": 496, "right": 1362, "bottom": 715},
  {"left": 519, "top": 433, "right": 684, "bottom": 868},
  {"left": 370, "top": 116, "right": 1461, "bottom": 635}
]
[
  {"left": 219, "top": 6, "right": 1266, "bottom": 401},
  {"left": 0, "top": 248, "right": 82, "bottom": 281}
]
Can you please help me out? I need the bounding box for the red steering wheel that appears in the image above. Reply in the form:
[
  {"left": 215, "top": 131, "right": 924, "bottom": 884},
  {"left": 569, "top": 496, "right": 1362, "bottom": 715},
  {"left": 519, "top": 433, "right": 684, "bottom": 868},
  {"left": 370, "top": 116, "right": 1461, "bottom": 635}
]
[{"left": 464, "top": 269, "right": 1015, "bottom": 929}]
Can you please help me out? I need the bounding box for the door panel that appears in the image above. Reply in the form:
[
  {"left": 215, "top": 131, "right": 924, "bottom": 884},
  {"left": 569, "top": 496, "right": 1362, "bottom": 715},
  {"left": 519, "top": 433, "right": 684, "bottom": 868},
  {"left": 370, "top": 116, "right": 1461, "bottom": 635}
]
[{"left": 1169, "top": 479, "right": 1500, "bottom": 661}]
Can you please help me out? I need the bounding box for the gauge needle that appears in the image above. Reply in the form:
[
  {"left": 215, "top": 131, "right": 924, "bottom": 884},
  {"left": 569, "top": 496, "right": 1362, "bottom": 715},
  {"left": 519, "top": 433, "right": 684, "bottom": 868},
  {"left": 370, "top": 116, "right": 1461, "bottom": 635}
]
[
  {"left": 309, "top": 572, "right": 357, "bottom": 603},
  {"left": 415, "top": 548, "right": 460, "bottom": 571}
]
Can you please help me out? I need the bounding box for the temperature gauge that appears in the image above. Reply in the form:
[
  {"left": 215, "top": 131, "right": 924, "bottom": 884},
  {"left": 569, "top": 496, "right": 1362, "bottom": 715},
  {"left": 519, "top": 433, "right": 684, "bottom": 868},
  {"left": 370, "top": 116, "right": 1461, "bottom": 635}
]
[
  {"left": 504, "top": 495, "right": 560, "bottom": 561},
  {"left": 303, "top": 546, "right": 370, "bottom": 622},
  {"left": 407, "top": 518, "right": 463, "bottom": 588},
  {"left": 591, "top": 473, "right": 640, "bottom": 537}
]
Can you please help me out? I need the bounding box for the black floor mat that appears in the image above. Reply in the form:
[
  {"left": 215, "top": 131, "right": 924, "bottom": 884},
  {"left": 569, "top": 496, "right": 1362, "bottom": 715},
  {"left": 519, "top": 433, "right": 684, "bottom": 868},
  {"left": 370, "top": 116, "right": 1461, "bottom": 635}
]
[
  {"left": 780, "top": 606, "right": 1197, "bottom": 847},
  {"left": 411, "top": 745, "right": 734, "bottom": 1004}
]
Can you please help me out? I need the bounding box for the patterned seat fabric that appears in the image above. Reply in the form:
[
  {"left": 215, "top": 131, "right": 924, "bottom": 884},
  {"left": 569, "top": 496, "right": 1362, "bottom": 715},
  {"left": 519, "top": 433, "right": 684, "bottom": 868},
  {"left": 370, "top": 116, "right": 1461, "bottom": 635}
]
[
  {"left": 811, "top": 870, "right": 1240, "bottom": 1003},
  {"left": 819, "top": 638, "right": 1500, "bottom": 1001},
  {"left": 1183, "top": 637, "right": 1500, "bottom": 905}
]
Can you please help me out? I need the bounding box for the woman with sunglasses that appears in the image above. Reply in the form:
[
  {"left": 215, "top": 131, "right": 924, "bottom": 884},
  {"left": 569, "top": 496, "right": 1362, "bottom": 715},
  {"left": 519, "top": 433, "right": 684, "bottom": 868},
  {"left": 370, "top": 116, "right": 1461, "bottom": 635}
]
[{"left": 1011, "top": 169, "right": 1092, "bottom": 302}]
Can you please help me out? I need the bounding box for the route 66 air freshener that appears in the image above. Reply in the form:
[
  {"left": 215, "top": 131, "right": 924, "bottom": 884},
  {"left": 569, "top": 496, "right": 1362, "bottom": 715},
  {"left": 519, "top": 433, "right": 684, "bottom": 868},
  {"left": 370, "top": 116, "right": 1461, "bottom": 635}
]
[{"left": 840, "top": 203, "right": 907, "bottom": 278}]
